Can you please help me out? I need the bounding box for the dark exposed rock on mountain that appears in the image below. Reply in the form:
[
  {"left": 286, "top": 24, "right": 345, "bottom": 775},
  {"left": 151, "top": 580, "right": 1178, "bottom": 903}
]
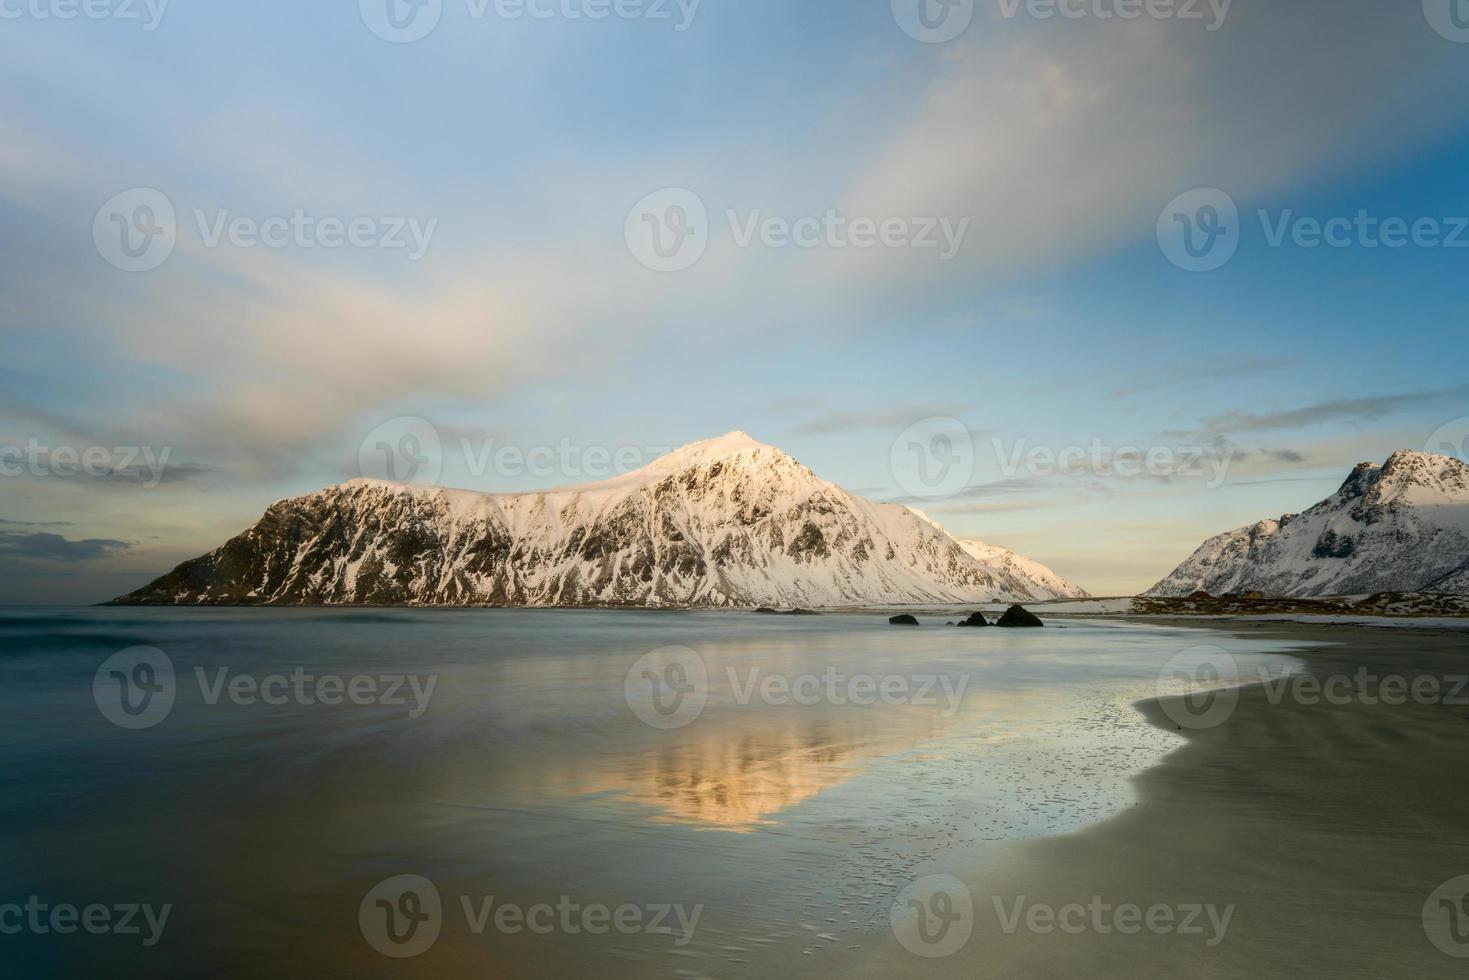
[
  {"left": 1147, "top": 451, "right": 1469, "bottom": 598},
  {"left": 113, "top": 432, "right": 1086, "bottom": 608}
]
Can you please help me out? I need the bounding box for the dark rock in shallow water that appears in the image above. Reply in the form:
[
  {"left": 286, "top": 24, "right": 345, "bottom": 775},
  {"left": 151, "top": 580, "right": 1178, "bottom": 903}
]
[
  {"left": 754, "top": 607, "right": 779, "bottom": 615},
  {"left": 889, "top": 614, "right": 920, "bottom": 626},
  {"left": 955, "top": 611, "right": 989, "bottom": 627},
  {"left": 996, "top": 604, "right": 1043, "bottom": 628},
  {"left": 755, "top": 607, "right": 821, "bottom": 616}
]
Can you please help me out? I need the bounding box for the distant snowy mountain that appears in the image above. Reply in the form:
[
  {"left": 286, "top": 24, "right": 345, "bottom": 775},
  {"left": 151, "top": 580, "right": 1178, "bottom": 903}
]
[
  {"left": 115, "top": 432, "right": 1080, "bottom": 607},
  {"left": 1146, "top": 450, "right": 1469, "bottom": 598},
  {"left": 957, "top": 539, "right": 1089, "bottom": 599}
]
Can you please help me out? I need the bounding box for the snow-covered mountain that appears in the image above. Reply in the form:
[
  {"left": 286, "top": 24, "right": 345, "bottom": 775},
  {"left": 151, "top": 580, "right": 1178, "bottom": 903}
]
[
  {"left": 1146, "top": 450, "right": 1469, "bottom": 598},
  {"left": 957, "top": 539, "right": 1089, "bottom": 599},
  {"left": 115, "top": 432, "right": 1081, "bottom": 607}
]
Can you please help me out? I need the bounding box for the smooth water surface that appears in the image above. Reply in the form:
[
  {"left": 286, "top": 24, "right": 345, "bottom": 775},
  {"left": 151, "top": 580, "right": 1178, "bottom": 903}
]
[{"left": 0, "top": 608, "right": 1307, "bottom": 978}]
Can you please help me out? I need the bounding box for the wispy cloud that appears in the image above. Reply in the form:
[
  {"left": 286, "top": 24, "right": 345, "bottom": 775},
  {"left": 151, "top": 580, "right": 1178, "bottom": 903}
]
[
  {"left": 839, "top": 3, "right": 1469, "bottom": 287},
  {"left": 1107, "top": 356, "right": 1291, "bottom": 400},
  {"left": 0, "top": 532, "right": 130, "bottom": 562},
  {"left": 1187, "top": 385, "right": 1469, "bottom": 436},
  {"left": 789, "top": 406, "right": 970, "bottom": 436}
]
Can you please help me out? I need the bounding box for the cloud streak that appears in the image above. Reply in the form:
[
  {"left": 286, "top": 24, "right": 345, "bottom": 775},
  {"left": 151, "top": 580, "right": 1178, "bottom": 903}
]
[
  {"left": 0, "top": 532, "right": 130, "bottom": 562},
  {"left": 1189, "top": 385, "right": 1469, "bottom": 436},
  {"left": 789, "top": 405, "right": 970, "bottom": 436}
]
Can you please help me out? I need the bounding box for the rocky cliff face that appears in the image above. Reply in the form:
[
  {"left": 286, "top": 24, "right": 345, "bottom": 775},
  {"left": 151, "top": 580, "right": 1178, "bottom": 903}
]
[
  {"left": 956, "top": 539, "right": 1089, "bottom": 600},
  {"left": 1146, "top": 450, "right": 1469, "bottom": 598},
  {"left": 115, "top": 432, "right": 1080, "bottom": 607}
]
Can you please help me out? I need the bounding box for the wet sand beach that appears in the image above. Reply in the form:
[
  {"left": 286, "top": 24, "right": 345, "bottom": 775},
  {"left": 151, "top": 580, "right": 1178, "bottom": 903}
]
[{"left": 845, "top": 619, "right": 1469, "bottom": 978}]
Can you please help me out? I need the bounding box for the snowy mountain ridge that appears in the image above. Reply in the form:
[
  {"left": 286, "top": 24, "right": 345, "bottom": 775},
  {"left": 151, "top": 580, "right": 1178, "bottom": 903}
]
[
  {"left": 1146, "top": 450, "right": 1469, "bottom": 598},
  {"left": 115, "top": 432, "right": 1085, "bottom": 607}
]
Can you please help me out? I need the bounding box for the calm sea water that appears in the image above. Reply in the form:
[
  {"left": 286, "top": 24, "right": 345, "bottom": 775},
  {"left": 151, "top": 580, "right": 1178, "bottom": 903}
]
[{"left": 0, "top": 607, "right": 1305, "bottom": 978}]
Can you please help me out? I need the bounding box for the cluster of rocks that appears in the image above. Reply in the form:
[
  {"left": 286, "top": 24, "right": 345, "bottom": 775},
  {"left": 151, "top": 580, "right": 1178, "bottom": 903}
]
[{"left": 889, "top": 605, "right": 1044, "bottom": 628}]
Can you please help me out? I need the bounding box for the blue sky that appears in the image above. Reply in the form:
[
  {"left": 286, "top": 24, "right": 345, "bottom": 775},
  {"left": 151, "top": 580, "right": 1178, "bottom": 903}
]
[{"left": 2, "top": 0, "right": 1468, "bottom": 602}]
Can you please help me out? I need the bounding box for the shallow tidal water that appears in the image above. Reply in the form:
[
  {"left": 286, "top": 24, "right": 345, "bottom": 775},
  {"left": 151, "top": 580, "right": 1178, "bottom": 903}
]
[{"left": 0, "top": 608, "right": 1306, "bottom": 978}]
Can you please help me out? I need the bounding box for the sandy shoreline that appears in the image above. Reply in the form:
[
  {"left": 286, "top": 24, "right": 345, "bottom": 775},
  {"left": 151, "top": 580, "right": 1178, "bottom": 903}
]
[{"left": 837, "top": 618, "right": 1469, "bottom": 978}]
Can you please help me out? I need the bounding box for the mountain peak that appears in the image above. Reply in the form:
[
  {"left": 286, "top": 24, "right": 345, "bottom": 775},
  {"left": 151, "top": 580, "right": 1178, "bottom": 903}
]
[
  {"left": 1149, "top": 451, "right": 1469, "bottom": 598},
  {"left": 115, "top": 427, "right": 1076, "bottom": 607},
  {"left": 638, "top": 431, "right": 785, "bottom": 475},
  {"left": 1382, "top": 448, "right": 1466, "bottom": 472}
]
